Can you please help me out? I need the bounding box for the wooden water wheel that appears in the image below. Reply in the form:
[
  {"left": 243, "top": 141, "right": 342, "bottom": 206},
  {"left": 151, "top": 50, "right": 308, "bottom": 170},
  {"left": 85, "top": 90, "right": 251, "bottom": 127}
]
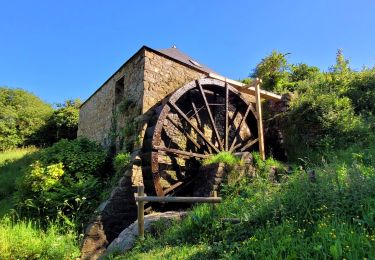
[{"left": 142, "top": 78, "right": 259, "bottom": 196}]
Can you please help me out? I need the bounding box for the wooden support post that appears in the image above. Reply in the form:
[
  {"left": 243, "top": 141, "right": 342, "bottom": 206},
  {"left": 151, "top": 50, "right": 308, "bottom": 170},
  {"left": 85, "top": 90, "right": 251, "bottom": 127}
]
[
  {"left": 255, "top": 79, "right": 265, "bottom": 161},
  {"left": 212, "top": 190, "right": 218, "bottom": 210},
  {"left": 137, "top": 185, "right": 145, "bottom": 240}
]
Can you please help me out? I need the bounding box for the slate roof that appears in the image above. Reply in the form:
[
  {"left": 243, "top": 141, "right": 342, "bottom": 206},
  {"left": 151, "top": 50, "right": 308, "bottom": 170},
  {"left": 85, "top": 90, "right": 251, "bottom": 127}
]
[
  {"left": 81, "top": 45, "right": 219, "bottom": 107},
  {"left": 156, "top": 46, "right": 217, "bottom": 74}
]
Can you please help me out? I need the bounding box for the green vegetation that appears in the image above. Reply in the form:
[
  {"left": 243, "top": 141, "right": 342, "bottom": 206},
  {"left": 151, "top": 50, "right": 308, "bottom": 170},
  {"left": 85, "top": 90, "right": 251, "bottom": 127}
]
[
  {"left": 0, "top": 87, "right": 81, "bottom": 150},
  {"left": 256, "top": 50, "right": 375, "bottom": 160},
  {"left": 0, "top": 88, "right": 53, "bottom": 150},
  {"left": 0, "top": 147, "right": 38, "bottom": 216},
  {"left": 113, "top": 144, "right": 375, "bottom": 259},
  {"left": 16, "top": 138, "right": 109, "bottom": 228},
  {"left": 0, "top": 148, "right": 81, "bottom": 258},
  {"left": 203, "top": 151, "right": 241, "bottom": 167},
  {"left": 0, "top": 217, "right": 79, "bottom": 259},
  {"left": 34, "top": 99, "right": 81, "bottom": 146}
]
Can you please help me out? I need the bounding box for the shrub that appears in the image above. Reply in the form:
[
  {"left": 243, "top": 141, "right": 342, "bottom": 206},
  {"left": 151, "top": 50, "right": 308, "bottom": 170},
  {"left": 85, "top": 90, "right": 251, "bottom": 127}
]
[
  {"left": 113, "top": 152, "right": 131, "bottom": 174},
  {"left": 345, "top": 68, "right": 375, "bottom": 115},
  {"left": 281, "top": 86, "right": 367, "bottom": 159},
  {"left": 17, "top": 138, "right": 108, "bottom": 227}
]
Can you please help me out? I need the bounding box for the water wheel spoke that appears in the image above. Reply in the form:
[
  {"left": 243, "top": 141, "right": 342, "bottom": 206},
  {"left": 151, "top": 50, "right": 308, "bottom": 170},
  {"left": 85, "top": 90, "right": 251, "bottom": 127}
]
[
  {"left": 168, "top": 100, "right": 220, "bottom": 153},
  {"left": 166, "top": 114, "right": 206, "bottom": 153},
  {"left": 197, "top": 81, "right": 223, "bottom": 150},
  {"left": 229, "top": 103, "right": 255, "bottom": 151},
  {"left": 228, "top": 108, "right": 240, "bottom": 132},
  {"left": 153, "top": 145, "right": 209, "bottom": 159},
  {"left": 239, "top": 138, "right": 259, "bottom": 152}
]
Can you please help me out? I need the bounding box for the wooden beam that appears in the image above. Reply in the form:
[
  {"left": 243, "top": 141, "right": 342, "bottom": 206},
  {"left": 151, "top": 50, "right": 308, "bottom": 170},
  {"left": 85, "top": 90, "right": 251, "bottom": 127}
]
[
  {"left": 255, "top": 82, "right": 265, "bottom": 160},
  {"left": 135, "top": 196, "right": 222, "bottom": 203},
  {"left": 208, "top": 73, "right": 282, "bottom": 101},
  {"left": 154, "top": 145, "right": 209, "bottom": 159},
  {"left": 224, "top": 82, "right": 229, "bottom": 151}
]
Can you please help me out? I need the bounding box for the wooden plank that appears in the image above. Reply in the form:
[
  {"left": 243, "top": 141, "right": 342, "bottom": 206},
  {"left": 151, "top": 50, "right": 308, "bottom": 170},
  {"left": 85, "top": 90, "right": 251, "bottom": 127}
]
[
  {"left": 154, "top": 145, "right": 209, "bottom": 159},
  {"left": 255, "top": 82, "right": 265, "bottom": 160},
  {"left": 168, "top": 101, "right": 220, "bottom": 153},
  {"left": 135, "top": 196, "right": 222, "bottom": 203},
  {"left": 137, "top": 185, "right": 145, "bottom": 239},
  {"left": 197, "top": 81, "right": 223, "bottom": 150},
  {"left": 208, "top": 73, "right": 282, "bottom": 101}
]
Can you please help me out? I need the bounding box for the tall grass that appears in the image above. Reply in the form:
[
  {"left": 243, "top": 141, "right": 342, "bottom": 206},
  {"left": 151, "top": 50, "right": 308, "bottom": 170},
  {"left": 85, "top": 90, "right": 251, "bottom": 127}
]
[
  {"left": 0, "top": 217, "right": 79, "bottom": 259},
  {"left": 0, "top": 147, "right": 37, "bottom": 164},
  {"left": 0, "top": 147, "right": 38, "bottom": 216}
]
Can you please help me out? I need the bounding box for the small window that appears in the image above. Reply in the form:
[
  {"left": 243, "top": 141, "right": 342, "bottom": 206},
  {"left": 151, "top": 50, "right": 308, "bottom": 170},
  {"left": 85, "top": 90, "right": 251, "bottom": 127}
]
[{"left": 115, "top": 78, "right": 125, "bottom": 105}]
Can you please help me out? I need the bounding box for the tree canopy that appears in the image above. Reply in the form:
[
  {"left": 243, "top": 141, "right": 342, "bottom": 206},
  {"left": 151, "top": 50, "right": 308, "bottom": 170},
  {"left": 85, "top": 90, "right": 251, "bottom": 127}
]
[{"left": 0, "top": 88, "right": 53, "bottom": 150}]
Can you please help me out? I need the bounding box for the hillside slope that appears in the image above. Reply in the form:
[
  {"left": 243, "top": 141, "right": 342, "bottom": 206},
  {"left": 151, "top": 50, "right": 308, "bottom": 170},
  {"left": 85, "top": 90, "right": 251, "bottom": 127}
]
[{"left": 110, "top": 141, "right": 375, "bottom": 259}]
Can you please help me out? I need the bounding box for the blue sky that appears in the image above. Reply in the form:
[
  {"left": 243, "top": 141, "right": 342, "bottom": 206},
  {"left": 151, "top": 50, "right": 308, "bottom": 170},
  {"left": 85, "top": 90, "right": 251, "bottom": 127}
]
[{"left": 1, "top": 0, "right": 374, "bottom": 104}]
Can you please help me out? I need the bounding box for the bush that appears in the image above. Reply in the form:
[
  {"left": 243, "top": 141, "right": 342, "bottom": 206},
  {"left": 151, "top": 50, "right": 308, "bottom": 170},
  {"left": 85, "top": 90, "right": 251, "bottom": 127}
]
[
  {"left": 17, "top": 138, "right": 108, "bottom": 227},
  {"left": 113, "top": 152, "right": 131, "bottom": 174},
  {"left": 281, "top": 80, "right": 368, "bottom": 159},
  {"left": 345, "top": 68, "right": 375, "bottom": 115}
]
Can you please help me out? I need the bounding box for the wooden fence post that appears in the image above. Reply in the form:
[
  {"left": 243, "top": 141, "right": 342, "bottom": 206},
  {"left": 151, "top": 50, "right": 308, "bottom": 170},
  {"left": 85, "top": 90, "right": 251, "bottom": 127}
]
[
  {"left": 137, "top": 185, "right": 145, "bottom": 240},
  {"left": 255, "top": 79, "right": 265, "bottom": 160}
]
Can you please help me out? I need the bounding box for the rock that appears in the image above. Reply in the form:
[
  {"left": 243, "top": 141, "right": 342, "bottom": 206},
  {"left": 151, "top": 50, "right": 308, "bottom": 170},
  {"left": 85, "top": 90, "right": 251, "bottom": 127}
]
[
  {"left": 104, "top": 211, "right": 187, "bottom": 257},
  {"left": 81, "top": 219, "right": 108, "bottom": 260}
]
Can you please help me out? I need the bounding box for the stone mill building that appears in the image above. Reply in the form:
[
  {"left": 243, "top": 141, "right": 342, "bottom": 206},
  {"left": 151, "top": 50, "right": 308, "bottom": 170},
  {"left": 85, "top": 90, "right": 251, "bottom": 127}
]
[
  {"left": 78, "top": 45, "right": 285, "bottom": 258},
  {"left": 78, "top": 45, "right": 217, "bottom": 151}
]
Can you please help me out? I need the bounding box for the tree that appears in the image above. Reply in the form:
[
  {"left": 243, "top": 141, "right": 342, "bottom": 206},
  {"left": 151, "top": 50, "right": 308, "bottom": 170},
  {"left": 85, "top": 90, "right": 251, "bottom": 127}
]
[
  {"left": 35, "top": 99, "right": 81, "bottom": 146},
  {"left": 252, "top": 51, "right": 290, "bottom": 92},
  {"left": 290, "top": 63, "right": 320, "bottom": 82},
  {"left": 0, "top": 87, "right": 53, "bottom": 150}
]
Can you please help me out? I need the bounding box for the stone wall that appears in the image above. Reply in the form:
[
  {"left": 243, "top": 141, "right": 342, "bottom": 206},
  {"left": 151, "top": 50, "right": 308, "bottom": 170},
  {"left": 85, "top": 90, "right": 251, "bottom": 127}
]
[
  {"left": 77, "top": 81, "right": 115, "bottom": 147},
  {"left": 142, "top": 49, "right": 206, "bottom": 113},
  {"left": 77, "top": 49, "right": 145, "bottom": 149}
]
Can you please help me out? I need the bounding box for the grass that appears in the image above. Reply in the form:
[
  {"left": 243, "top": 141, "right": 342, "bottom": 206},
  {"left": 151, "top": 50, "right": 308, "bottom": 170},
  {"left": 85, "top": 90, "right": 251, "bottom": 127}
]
[
  {"left": 0, "top": 148, "right": 81, "bottom": 258},
  {"left": 203, "top": 151, "right": 241, "bottom": 166},
  {"left": 0, "top": 147, "right": 38, "bottom": 216},
  {"left": 0, "top": 217, "right": 80, "bottom": 259},
  {"left": 109, "top": 142, "right": 375, "bottom": 259}
]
